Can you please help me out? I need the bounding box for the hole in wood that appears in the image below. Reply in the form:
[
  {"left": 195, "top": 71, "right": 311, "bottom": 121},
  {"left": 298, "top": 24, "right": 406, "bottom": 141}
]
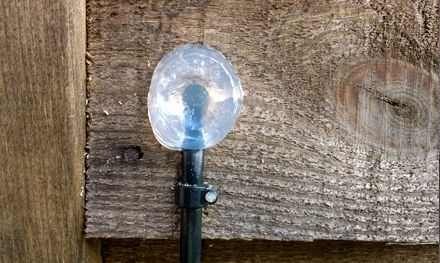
[{"left": 123, "top": 146, "right": 143, "bottom": 162}]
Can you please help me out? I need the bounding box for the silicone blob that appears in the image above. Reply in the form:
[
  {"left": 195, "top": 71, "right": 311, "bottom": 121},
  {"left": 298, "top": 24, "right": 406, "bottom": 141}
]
[{"left": 148, "top": 45, "right": 243, "bottom": 150}]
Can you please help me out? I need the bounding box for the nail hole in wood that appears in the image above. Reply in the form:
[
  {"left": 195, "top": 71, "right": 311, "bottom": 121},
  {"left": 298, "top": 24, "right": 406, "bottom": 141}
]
[{"left": 123, "top": 146, "right": 143, "bottom": 162}]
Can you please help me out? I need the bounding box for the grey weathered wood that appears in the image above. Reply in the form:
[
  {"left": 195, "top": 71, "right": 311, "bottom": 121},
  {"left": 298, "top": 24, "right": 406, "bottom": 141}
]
[
  {"left": 102, "top": 239, "right": 439, "bottom": 263},
  {"left": 0, "top": 0, "right": 102, "bottom": 261},
  {"left": 85, "top": 0, "right": 439, "bottom": 243}
]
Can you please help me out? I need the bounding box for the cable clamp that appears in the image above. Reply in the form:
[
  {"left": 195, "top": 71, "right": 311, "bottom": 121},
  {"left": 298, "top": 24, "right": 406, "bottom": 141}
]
[{"left": 175, "top": 183, "right": 218, "bottom": 209}]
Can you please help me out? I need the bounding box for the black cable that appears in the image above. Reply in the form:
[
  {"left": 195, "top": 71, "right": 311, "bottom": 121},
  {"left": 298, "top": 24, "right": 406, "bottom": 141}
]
[{"left": 180, "top": 149, "right": 204, "bottom": 263}]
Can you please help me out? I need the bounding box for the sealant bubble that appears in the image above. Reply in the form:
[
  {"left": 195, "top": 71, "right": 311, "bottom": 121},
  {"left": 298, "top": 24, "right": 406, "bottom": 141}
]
[{"left": 148, "top": 45, "right": 243, "bottom": 150}]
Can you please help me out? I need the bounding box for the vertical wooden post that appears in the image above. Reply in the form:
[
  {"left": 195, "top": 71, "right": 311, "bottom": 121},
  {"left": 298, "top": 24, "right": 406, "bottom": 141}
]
[{"left": 0, "top": 0, "right": 101, "bottom": 261}]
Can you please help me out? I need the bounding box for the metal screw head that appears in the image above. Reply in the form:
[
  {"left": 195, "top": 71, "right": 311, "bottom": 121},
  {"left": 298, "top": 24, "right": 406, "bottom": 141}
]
[{"left": 205, "top": 190, "right": 218, "bottom": 204}]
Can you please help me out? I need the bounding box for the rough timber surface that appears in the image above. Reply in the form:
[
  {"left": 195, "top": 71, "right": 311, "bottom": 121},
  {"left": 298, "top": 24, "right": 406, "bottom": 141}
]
[
  {"left": 101, "top": 239, "right": 439, "bottom": 263},
  {"left": 85, "top": 0, "right": 439, "bottom": 243},
  {"left": 0, "top": 0, "right": 101, "bottom": 262}
]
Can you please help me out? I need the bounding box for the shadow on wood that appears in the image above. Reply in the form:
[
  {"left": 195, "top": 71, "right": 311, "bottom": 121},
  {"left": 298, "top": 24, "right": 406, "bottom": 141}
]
[{"left": 102, "top": 239, "right": 439, "bottom": 263}]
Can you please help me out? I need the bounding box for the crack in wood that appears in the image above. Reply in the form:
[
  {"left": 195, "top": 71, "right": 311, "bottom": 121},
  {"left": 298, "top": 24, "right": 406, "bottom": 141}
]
[{"left": 353, "top": 82, "right": 412, "bottom": 112}]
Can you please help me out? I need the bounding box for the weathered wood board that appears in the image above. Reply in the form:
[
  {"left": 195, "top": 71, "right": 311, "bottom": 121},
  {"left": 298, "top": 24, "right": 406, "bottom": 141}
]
[
  {"left": 0, "top": 0, "right": 101, "bottom": 262},
  {"left": 102, "top": 239, "right": 439, "bottom": 263},
  {"left": 85, "top": 0, "right": 439, "bottom": 243}
]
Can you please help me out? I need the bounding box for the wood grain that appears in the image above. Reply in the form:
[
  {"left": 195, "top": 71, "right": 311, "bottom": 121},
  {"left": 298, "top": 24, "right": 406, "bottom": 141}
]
[
  {"left": 0, "top": 0, "right": 101, "bottom": 261},
  {"left": 102, "top": 239, "right": 439, "bottom": 263},
  {"left": 85, "top": 0, "right": 439, "bottom": 243}
]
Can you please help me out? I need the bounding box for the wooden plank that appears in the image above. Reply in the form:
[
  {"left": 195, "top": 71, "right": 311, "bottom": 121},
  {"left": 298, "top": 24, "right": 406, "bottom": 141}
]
[
  {"left": 0, "top": 0, "right": 101, "bottom": 262},
  {"left": 85, "top": 0, "right": 439, "bottom": 243},
  {"left": 102, "top": 239, "right": 439, "bottom": 263}
]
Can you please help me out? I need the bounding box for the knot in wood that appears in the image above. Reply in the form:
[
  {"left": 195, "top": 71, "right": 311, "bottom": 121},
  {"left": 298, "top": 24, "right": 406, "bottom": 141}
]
[{"left": 336, "top": 59, "right": 438, "bottom": 150}]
